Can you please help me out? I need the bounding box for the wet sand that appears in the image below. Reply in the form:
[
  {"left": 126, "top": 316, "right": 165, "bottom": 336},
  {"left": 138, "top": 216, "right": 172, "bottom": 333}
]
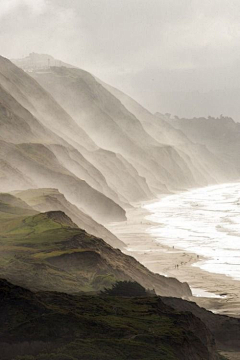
[{"left": 108, "top": 203, "right": 240, "bottom": 318}]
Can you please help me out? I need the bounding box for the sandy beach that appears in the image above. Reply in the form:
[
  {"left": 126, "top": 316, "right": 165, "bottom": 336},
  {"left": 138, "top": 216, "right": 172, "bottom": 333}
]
[{"left": 108, "top": 202, "right": 240, "bottom": 318}]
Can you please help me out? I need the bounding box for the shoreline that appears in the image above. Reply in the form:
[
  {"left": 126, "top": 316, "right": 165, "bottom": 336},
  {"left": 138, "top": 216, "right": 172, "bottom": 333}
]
[{"left": 108, "top": 202, "right": 240, "bottom": 318}]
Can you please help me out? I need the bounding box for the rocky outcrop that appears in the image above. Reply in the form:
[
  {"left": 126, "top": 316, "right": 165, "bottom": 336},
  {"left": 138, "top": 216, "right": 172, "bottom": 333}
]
[{"left": 162, "top": 296, "right": 240, "bottom": 352}]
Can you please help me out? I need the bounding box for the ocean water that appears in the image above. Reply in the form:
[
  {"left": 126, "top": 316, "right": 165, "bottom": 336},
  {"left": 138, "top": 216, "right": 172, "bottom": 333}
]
[{"left": 144, "top": 183, "right": 240, "bottom": 281}]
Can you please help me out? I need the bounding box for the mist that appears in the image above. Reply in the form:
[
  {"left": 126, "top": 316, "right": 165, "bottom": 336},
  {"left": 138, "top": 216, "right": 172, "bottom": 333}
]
[
  {"left": 1, "top": 0, "right": 240, "bottom": 118},
  {"left": 1, "top": 2, "right": 240, "bottom": 358}
]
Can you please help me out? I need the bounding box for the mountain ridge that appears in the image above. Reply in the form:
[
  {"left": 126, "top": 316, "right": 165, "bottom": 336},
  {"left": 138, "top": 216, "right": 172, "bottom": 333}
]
[
  {"left": 12, "top": 188, "right": 125, "bottom": 249},
  {"left": 0, "top": 194, "right": 191, "bottom": 297}
]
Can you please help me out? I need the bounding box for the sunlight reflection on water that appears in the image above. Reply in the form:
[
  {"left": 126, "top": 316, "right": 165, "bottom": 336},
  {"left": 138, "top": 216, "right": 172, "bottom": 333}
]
[{"left": 145, "top": 183, "right": 240, "bottom": 280}]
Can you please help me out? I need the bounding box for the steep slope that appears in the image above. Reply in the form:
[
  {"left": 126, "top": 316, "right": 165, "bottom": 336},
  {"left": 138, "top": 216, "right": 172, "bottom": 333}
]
[
  {"left": 1, "top": 55, "right": 152, "bottom": 205},
  {"left": 0, "top": 84, "right": 58, "bottom": 144},
  {"left": 0, "top": 198, "right": 191, "bottom": 297},
  {"left": 0, "top": 279, "right": 219, "bottom": 360},
  {"left": 169, "top": 116, "right": 240, "bottom": 173},
  {"left": 0, "top": 55, "right": 96, "bottom": 151},
  {"left": 30, "top": 65, "right": 201, "bottom": 192},
  {"left": 0, "top": 61, "right": 128, "bottom": 210},
  {"left": 0, "top": 194, "right": 37, "bottom": 217},
  {"left": 0, "top": 159, "right": 34, "bottom": 192},
  {"left": 0, "top": 193, "right": 35, "bottom": 212},
  {"left": 81, "top": 148, "right": 153, "bottom": 203},
  {"left": 13, "top": 188, "right": 124, "bottom": 249},
  {"left": 0, "top": 140, "right": 126, "bottom": 223},
  {"left": 47, "top": 143, "right": 127, "bottom": 208},
  {"left": 102, "top": 81, "right": 239, "bottom": 184},
  {"left": 162, "top": 297, "right": 240, "bottom": 352},
  {"left": 10, "top": 53, "right": 240, "bottom": 193}
]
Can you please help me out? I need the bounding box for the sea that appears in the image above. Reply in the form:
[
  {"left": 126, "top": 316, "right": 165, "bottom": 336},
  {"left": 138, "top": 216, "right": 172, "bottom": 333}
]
[{"left": 144, "top": 182, "right": 240, "bottom": 281}]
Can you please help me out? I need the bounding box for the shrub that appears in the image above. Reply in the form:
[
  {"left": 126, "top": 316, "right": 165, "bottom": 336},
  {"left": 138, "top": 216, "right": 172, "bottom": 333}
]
[{"left": 101, "top": 281, "right": 147, "bottom": 297}]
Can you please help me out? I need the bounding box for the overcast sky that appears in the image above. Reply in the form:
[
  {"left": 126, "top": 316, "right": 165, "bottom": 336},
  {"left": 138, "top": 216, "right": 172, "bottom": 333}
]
[{"left": 1, "top": 0, "right": 240, "bottom": 118}]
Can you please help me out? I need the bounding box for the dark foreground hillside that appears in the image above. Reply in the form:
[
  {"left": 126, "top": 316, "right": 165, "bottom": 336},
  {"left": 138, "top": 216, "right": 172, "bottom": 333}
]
[
  {"left": 0, "top": 279, "right": 219, "bottom": 360},
  {"left": 162, "top": 297, "right": 240, "bottom": 352}
]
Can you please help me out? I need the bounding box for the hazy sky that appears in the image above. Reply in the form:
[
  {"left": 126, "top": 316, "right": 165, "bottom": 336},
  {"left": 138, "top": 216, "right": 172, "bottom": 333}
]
[{"left": 1, "top": 0, "right": 240, "bottom": 118}]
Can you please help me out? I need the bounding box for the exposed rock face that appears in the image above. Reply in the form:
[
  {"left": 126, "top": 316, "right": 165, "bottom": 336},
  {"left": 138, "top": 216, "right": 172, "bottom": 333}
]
[
  {"left": 2, "top": 54, "right": 240, "bottom": 221},
  {"left": 0, "top": 56, "right": 127, "bottom": 223},
  {"left": 102, "top": 80, "right": 240, "bottom": 185},
  {"left": 1, "top": 54, "right": 152, "bottom": 207},
  {"left": 0, "top": 279, "right": 219, "bottom": 360},
  {"left": 161, "top": 296, "right": 240, "bottom": 352},
  {"left": 0, "top": 139, "right": 126, "bottom": 223},
  {"left": 30, "top": 66, "right": 198, "bottom": 192}
]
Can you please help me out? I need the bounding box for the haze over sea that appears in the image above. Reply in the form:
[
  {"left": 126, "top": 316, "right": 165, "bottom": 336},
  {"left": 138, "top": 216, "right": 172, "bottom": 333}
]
[{"left": 145, "top": 183, "right": 240, "bottom": 281}]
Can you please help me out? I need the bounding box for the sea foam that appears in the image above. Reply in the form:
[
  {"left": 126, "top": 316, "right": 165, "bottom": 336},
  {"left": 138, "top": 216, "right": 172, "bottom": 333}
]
[{"left": 145, "top": 183, "right": 240, "bottom": 281}]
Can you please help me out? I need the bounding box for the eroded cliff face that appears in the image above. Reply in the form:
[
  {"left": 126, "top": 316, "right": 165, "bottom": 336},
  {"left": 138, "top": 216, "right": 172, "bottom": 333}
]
[
  {"left": 3, "top": 54, "right": 240, "bottom": 223},
  {"left": 161, "top": 296, "right": 240, "bottom": 352},
  {"left": 0, "top": 56, "right": 128, "bottom": 224},
  {"left": 168, "top": 116, "right": 240, "bottom": 174},
  {"left": 30, "top": 66, "right": 200, "bottom": 192},
  {"left": 0, "top": 279, "right": 219, "bottom": 360},
  {"left": 102, "top": 80, "right": 240, "bottom": 185}
]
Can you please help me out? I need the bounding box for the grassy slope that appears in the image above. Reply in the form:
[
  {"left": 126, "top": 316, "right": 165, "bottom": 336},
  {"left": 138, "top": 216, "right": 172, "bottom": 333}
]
[
  {"left": 12, "top": 188, "right": 124, "bottom": 249},
  {"left": 0, "top": 195, "right": 191, "bottom": 297}
]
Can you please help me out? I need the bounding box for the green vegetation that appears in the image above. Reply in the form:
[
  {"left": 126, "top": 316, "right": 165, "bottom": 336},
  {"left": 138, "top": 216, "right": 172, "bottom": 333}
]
[
  {"left": 0, "top": 196, "right": 115, "bottom": 292},
  {"left": 0, "top": 195, "right": 145, "bottom": 295},
  {"left": 0, "top": 209, "right": 114, "bottom": 291},
  {"left": 0, "top": 279, "right": 217, "bottom": 360},
  {"left": 0, "top": 194, "right": 192, "bottom": 297},
  {"left": 102, "top": 280, "right": 148, "bottom": 297}
]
